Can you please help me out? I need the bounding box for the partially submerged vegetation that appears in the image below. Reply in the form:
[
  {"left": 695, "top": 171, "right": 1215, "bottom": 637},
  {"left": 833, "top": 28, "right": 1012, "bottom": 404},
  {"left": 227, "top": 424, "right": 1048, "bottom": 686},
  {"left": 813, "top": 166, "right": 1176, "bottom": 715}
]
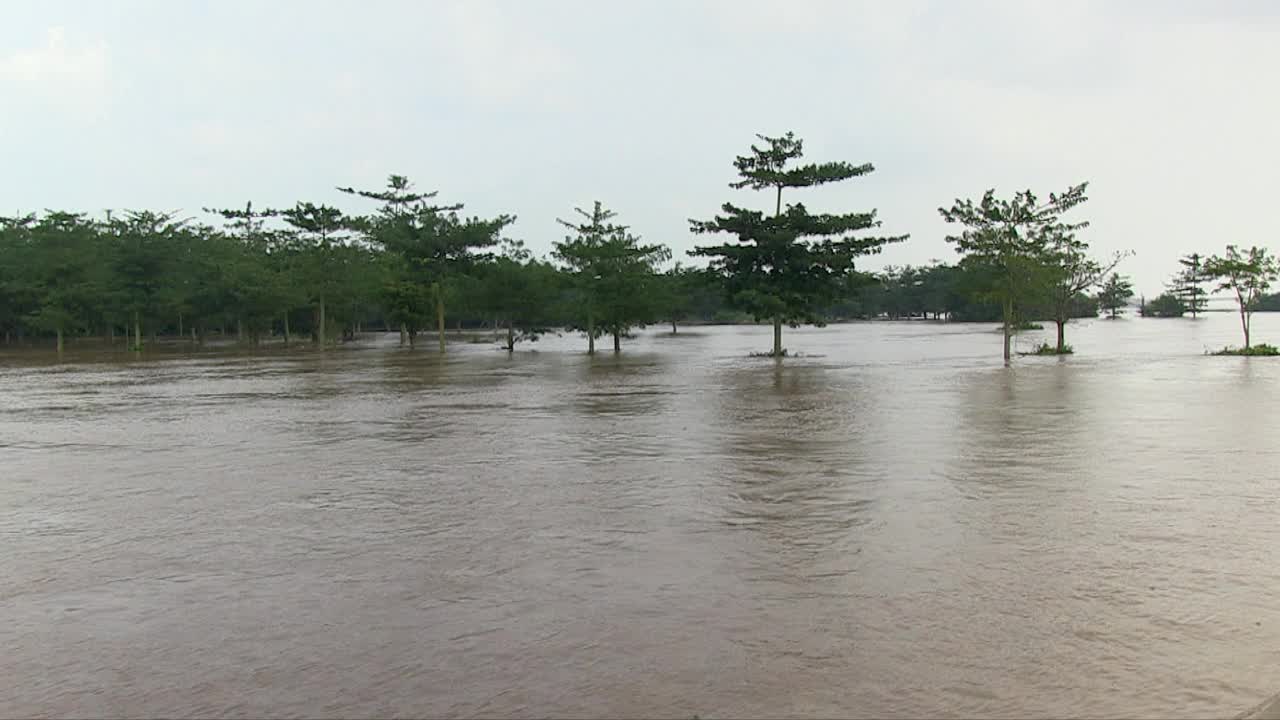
[
  {"left": 1211, "top": 344, "right": 1280, "bottom": 357},
  {"left": 4, "top": 129, "right": 1278, "bottom": 362}
]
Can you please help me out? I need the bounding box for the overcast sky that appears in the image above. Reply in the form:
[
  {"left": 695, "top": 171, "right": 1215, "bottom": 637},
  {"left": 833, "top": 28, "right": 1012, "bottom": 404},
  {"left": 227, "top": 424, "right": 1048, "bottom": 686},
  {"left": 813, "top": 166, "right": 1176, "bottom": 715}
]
[{"left": 3, "top": 0, "right": 1277, "bottom": 295}]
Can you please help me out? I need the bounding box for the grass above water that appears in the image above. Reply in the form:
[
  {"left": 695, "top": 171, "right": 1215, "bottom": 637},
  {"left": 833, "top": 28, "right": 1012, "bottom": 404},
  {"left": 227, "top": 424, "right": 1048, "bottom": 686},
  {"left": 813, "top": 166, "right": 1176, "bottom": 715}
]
[
  {"left": 1020, "top": 342, "right": 1073, "bottom": 356},
  {"left": 1210, "top": 343, "right": 1280, "bottom": 356}
]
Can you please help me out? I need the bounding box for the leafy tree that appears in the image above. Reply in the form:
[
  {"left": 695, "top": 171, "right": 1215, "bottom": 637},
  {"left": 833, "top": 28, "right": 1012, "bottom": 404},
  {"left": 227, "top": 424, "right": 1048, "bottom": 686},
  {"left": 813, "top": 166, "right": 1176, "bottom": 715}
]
[
  {"left": 1042, "top": 226, "right": 1124, "bottom": 352},
  {"left": 281, "top": 202, "right": 356, "bottom": 349},
  {"left": 939, "top": 184, "right": 1089, "bottom": 363},
  {"left": 655, "top": 262, "right": 715, "bottom": 334},
  {"left": 1097, "top": 273, "right": 1135, "bottom": 318},
  {"left": 554, "top": 201, "right": 670, "bottom": 353},
  {"left": 204, "top": 202, "right": 285, "bottom": 343},
  {"left": 105, "top": 211, "right": 188, "bottom": 350},
  {"left": 1204, "top": 245, "right": 1280, "bottom": 350},
  {"left": 691, "top": 132, "right": 906, "bottom": 357},
  {"left": 474, "top": 239, "right": 561, "bottom": 351},
  {"left": 1170, "top": 253, "right": 1210, "bottom": 318},
  {"left": 341, "top": 175, "right": 512, "bottom": 352},
  {"left": 1142, "top": 292, "right": 1186, "bottom": 318},
  {"left": 27, "top": 212, "right": 99, "bottom": 353}
]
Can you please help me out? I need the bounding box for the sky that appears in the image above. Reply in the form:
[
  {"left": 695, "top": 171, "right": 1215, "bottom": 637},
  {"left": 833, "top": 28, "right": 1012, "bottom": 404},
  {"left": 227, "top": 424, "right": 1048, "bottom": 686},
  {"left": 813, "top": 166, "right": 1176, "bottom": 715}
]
[{"left": 2, "top": 0, "right": 1278, "bottom": 296}]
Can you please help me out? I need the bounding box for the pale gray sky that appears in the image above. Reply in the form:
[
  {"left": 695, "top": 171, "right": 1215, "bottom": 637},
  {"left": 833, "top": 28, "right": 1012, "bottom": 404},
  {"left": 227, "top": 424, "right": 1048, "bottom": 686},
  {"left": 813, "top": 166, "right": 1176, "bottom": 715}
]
[{"left": 3, "top": 0, "right": 1278, "bottom": 296}]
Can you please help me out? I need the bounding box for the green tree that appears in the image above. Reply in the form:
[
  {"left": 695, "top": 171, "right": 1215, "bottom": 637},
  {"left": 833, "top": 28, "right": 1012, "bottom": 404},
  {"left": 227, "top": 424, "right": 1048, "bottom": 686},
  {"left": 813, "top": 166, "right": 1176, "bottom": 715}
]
[
  {"left": 939, "top": 183, "right": 1089, "bottom": 363},
  {"left": 27, "top": 212, "right": 100, "bottom": 354},
  {"left": 204, "top": 202, "right": 284, "bottom": 343},
  {"left": 692, "top": 132, "right": 906, "bottom": 357},
  {"left": 1170, "top": 253, "right": 1210, "bottom": 318},
  {"left": 475, "top": 239, "right": 562, "bottom": 351},
  {"left": 1097, "top": 273, "right": 1135, "bottom": 318},
  {"left": 340, "top": 175, "right": 511, "bottom": 352},
  {"left": 1204, "top": 245, "right": 1280, "bottom": 350},
  {"left": 554, "top": 201, "right": 670, "bottom": 354},
  {"left": 1142, "top": 292, "right": 1185, "bottom": 318},
  {"left": 281, "top": 202, "right": 356, "bottom": 349},
  {"left": 1042, "top": 226, "right": 1124, "bottom": 352}
]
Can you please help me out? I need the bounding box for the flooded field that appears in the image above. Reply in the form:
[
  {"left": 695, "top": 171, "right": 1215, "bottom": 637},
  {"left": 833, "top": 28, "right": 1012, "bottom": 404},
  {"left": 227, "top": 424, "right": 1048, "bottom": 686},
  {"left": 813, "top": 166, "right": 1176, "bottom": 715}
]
[{"left": 3, "top": 315, "right": 1280, "bottom": 718}]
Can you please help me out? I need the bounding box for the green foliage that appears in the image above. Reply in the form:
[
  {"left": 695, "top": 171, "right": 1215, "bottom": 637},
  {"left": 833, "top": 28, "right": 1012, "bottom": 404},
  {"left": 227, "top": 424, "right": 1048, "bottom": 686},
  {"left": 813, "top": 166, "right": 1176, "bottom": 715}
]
[
  {"left": 1024, "top": 342, "right": 1073, "bottom": 355},
  {"left": 340, "top": 175, "right": 514, "bottom": 349},
  {"left": 691, "top": 131, "right": 906, "bottom": 355},
  {"left": 1170, "top": 253, "right": 1210, "bottom": 317},
  {"left": 939, "top": 183, "right": 1090, "bottom": 361},
  {"left": 474, "top": 239, "right": 562, "bottom": 350},
  {"left": 1142, "top": 292, "right": 1186, "bottom": 318},
  {"left": 1204, "top": 245, "right": 1280, "bottom": 350},
  {"left": 1211, "top": 343, "right": 1280, "bottom": 356},
  {"left": 554, "top": 201, "right": 670, "bottom": 353},
  {"left": 1097, "top": 273, "right": 1135, "bottom": 318}
]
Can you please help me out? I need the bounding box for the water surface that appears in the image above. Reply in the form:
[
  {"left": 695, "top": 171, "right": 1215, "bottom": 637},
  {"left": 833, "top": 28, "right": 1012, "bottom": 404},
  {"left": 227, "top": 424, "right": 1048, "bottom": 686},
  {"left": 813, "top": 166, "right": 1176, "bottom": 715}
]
[{"left": 3, "top": 316, "right": 1279, "bottom": 718}]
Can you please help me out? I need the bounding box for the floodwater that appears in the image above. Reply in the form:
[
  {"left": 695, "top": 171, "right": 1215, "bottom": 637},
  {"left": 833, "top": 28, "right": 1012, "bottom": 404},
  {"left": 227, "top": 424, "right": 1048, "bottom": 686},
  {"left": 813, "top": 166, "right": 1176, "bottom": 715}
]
[{"left": 3, "top": 315, "right": 1280, "bottom": 719}]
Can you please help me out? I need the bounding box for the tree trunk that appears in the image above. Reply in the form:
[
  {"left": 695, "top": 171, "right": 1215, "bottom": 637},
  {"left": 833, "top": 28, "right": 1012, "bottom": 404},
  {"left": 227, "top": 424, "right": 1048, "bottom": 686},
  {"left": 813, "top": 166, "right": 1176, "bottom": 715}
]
[
  {"left": 773, "top": 317, "right": 783, "bottom": 357},
  {"left": 613, "top": 331, "right": 621, "bottom": 353},
  {"left": 1241, "top": 306, "right": 1251, "bottom": 349},
  {"left": 317, "top": 296, "right": 327, "bottom": 350},
  {"left": 134, "top": 311, "right": 142, "bottom": 351},
  {"left": 237, "top": 317, "right": 244, "bottom": 345},
  {"left": 108, "top": 323, "right": 114, "bottom": 344},
  {"left": 191, "top": 327, "right": 197, "bottom": 344},
  {"left": 587, "top": 309, "right": 596, "bottom": 355},
  {"left": 178, "top": 312, "right": 184, "bottom": 339},
  {"left": 400, "top": 323, "right": 407, "bottom": 347},
  {"left": 1002, "top": 298, "right": 1013, "bottom": 365},
  {"left": 56, "top": 328, "right": 64, "bottom": 355},
  {"left": 1056, "top": 318, "right": 1066, "bottom": 353},
  {"left": 506, "top": 320, "right": 515, "bottom": 352},
  {"left": 671, "top": 319, "right": 677, "bottom": 334},
  {"left": 283, "top": 312, "right": 291, "bottom": 347},
  {"left": 408, "top": 329, "right": 416, "bottom": 348},
  {"left": 435, "top": 284, "right": 446, "bottom": 354}
]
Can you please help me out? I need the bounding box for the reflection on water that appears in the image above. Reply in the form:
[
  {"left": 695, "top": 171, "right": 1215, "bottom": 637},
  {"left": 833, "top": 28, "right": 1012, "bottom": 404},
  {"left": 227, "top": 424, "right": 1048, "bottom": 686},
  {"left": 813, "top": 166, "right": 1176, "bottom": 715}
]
[{"left": 3, "top": 315, "right": 1280, "bottom": 718}]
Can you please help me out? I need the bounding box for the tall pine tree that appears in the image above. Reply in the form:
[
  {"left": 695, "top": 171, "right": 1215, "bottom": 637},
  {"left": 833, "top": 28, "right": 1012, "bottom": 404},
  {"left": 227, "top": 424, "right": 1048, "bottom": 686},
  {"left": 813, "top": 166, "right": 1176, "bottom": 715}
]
[{"left": 691, "top": 132, "right": 905, "bottom": 357}]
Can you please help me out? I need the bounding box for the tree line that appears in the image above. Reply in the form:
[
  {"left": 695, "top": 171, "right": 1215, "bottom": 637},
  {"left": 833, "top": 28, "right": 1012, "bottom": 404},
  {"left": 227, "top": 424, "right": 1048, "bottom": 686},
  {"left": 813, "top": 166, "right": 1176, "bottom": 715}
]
[{"left": 2, "top": 132, "right": 1276, "bottom": 361}]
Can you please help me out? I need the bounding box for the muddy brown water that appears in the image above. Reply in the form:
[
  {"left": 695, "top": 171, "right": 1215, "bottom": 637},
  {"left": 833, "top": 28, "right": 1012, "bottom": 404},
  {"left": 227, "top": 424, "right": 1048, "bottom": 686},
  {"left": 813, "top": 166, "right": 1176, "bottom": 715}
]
[{"left": 3, "top": 316, "right": 1280, "bottom": 718}]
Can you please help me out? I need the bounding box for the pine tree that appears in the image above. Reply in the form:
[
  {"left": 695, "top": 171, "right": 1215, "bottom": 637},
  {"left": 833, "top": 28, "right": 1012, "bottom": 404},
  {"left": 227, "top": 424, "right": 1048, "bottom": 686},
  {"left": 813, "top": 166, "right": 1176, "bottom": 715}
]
[
  {"left": 691, "top": 132, "right": 906, "bottom": 357},
  {"left": 1170, "top": 253, "right": 1209, "bottom": 318},
  {"left": 1097, "top": 273, "right": 1135, "bottom": 318},
  {"left": 554, "top": 201, "right": 669, "bottom": 354}
]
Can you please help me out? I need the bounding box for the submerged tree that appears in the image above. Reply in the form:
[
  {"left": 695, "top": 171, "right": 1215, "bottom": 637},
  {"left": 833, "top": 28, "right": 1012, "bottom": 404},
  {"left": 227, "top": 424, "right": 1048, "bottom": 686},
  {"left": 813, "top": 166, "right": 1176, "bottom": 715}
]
[
  {"left": 474, "top": 239, "right": 561, "bottom": 351},
  {"left": 1043, "top": 226, "right": 1124, "bottom": 352},
  {"left": 340, "top": 175, "right": 511, "bottom": 352},
  {"left": 1097, "top": 273, "right": 1135, "bottom": 318},
  {"left": 281, "top": 202, "right": 357, "bottom": 349},
  {"left": 691, "top": 132, "right": 906, "bottom": 357},
  {"left": 1204, "top": 245, "right": 1279, "bottom": 350},
  {"left": 1171, "top": 253, "right": 1210, "bottom": 318},
  {"left": 939, "top": 183, "right": 1089, "bottom": 363},
  {"left": 554, "top": 201, "right": 669, "bottom": 354}
]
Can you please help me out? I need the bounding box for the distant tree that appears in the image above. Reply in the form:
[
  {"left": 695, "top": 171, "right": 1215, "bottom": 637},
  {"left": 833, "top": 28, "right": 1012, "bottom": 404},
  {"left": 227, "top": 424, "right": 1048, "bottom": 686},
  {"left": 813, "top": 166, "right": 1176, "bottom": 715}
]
[
  {"left": 281, "top": 202, "right": 357, "bottom": 349},
  {"left": 554, "top": 201, "right": 670, "bottom": 353},
  {"left": 691, "top": 132, "right": 906, "bottom": 357},
  {"left": 340, "top": 175, "right": 511, "bottom": 352},
  {"left": 204, "top": 201, "right": 285, "bottom": 343},
  {"left": 656, "top": 262, "right": 713, "bottom": 334},
  {"left": 1204, "top": 245, "right": 1280, "bottom": 350},
  {"left": 1042, "top": 224, "right": 1124, "bottom": 352},
  {"left": 1097, "top": 273, "right": 1135, "bottom": 318},
  {"left": 26, "top": 213, "right": 98, "bottom": 353},
  {"left": 939, "top": 183, "right": 1089, "bottom": 363},
  {"left": 1170, "top": 253, "right": 1210, "bottom": 318},
  {"left": 1142, "top": 292, "right": 1186, "bottom": 318},
  {"left": 474, "top": 239, "right": 561, "bottom": 351}
]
